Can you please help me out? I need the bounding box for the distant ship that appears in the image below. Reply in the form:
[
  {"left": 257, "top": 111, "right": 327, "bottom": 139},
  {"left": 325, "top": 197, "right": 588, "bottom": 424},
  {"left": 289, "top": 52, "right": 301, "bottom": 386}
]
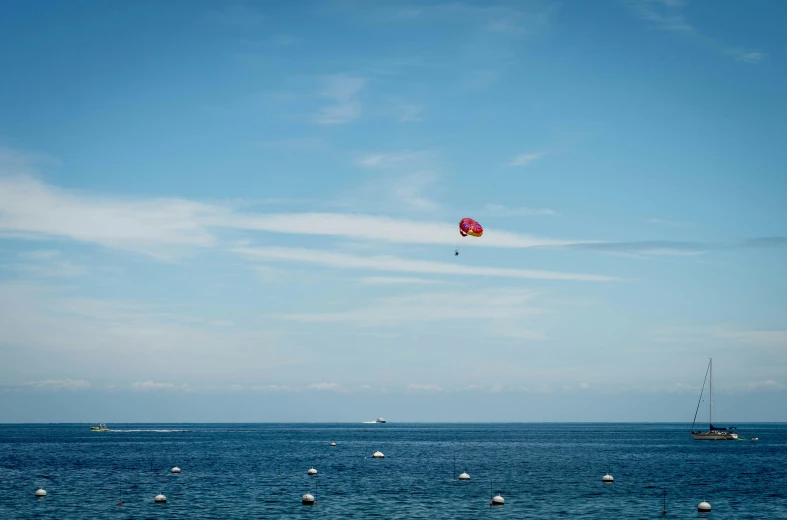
[
  {"left": 90, "top": 423, "right": 109, "bottom": 432},
  {"left": 376, "top": 417, "right": 386, "bottom": 423},
  {"left": 690, "top": 359, "right": 738, "bottom": 440}
]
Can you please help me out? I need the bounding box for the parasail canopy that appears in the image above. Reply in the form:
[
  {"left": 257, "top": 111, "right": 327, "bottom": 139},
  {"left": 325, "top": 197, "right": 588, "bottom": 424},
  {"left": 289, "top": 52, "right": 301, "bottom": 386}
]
[{"left": 459, "top": 218, "right": 483, "bottom": 238}]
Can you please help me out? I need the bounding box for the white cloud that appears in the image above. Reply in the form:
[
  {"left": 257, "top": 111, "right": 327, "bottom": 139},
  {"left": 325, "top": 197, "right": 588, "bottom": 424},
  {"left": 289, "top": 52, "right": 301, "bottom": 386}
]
[
  {"left": 408, "top": 383, "right": 442, "bottom": 392},
  {"left": 26, "top": 379, "right": 91, "bottom": 390},
  {"left": 314, "top": 74, "right": 366, "bottom": 124},
  {"left": 507, "top": 152, "right": 543, "bottom": 167},
  {"left": 131, "top": 380, "right": 177, "bottom": 391},
  {"left": 234, "top": 246, "right": 622, "bottom": 282},
  {"left": 746, "top": 380, "right": 785, "bottom": 391},
  {"left": 307, "top": 382, "right": 342, "bottom": 391}
]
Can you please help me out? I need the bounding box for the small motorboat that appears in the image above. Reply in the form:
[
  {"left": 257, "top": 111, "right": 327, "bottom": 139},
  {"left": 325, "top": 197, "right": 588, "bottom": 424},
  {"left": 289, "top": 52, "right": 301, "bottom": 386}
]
[{"left": 90, "top": 423, "right": 109, "bottom": 432}]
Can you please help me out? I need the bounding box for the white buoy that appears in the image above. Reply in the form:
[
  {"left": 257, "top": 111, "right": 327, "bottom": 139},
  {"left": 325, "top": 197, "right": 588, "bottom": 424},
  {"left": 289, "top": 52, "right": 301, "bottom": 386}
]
[
  {"left": 698, "top": 501, "right": 711, "bottom": 512},
  {"left": 307, "top": 467, "right": 317, "bottom": 476},
  {"left": 459, "top": 471, "right": 470, "bottom": 480},
  {"left": 330, "top": 441, "right": 337, "bottom": 446},
  {"left": 602, "top": 473, "right": 614, "bottom": 483},
  {"left": 372, "top": 450, "right": 384, "bottom": 458},
  {"left": 35, "top": 488, "right": 47, "bottom": 497},
  {"left": 302, "top": 492, "right": 315, "bottom": 505},
  {"left": 154, "top": 493, "right": 167, "bottom": 503},
  {"left": 171, "top": 466, "right": 181, "bottom": 474},
  {"left": 491, "top": 494, "right": 504, "bottom": 506}
]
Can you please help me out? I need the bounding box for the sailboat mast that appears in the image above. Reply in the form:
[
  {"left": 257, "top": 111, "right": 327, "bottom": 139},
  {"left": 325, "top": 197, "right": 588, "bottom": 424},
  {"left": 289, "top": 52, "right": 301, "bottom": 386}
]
[{"left": 709, "top": 358, "right": 712, "bottom": 428}]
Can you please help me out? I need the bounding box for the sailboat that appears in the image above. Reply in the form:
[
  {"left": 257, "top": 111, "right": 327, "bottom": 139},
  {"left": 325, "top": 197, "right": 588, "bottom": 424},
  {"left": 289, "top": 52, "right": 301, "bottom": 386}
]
[{"left": 690, "top": 358, "right": 738, "bottom": 440}]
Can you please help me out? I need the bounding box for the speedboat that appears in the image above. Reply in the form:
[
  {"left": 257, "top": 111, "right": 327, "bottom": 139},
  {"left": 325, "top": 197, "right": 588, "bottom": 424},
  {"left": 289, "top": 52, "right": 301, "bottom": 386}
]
[
  {"left": 375, "top": 417, "right": 386, "bottom": 423},
  {"left": 90, "top": 423, "right": 109, "bottom": 431}
]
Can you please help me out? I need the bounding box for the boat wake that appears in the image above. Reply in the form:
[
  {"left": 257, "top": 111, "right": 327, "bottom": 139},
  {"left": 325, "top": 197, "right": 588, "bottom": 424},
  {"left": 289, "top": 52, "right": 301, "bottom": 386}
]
[{"left": 110, "top": 429, "right": 191, "bottom": 433}]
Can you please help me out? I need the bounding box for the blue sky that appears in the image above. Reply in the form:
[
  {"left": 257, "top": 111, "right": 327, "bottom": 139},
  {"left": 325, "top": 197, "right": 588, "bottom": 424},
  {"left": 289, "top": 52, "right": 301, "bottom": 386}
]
[{"left": 1, "top": 0, "right": 785, "bottom": 422}]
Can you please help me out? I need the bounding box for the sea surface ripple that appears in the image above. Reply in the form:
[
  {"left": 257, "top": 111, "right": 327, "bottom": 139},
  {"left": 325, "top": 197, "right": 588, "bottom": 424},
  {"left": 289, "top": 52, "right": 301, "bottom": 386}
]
[{"left": 0, "top": 423, "right": 785, "bottom": 519}]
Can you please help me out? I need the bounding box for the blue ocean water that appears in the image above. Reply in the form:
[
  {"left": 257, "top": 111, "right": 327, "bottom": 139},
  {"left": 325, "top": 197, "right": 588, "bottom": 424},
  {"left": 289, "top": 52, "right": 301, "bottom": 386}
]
[{"left": 0, "top": 423, "right": 785, "bottom": 519}]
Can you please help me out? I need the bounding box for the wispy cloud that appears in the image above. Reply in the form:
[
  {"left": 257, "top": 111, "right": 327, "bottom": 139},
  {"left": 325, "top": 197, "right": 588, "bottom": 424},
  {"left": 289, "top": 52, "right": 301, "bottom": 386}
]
[
  {"left": 0, "top": 172, "right": 575, "bottom": 254},
  {"left": 0, "top": 281, "right": 286, "bottom": 383},
  {"left": 26, "top": 379, "right": 91, "bottom": 390},
  {"left": 652, "top": 325, "right": 787, "bottom": 349},
  {"left": 307, "top": 382, "right": 342, "bottom": 391},
  {"left": 235, "top": 246, "right": 622, "bottom": 282},
  {"left": 131, "top": 380, "right": 178, "bottom": 391},
  {"left": 355, "top": 150, "right": 431, "bottom": 169},
  {"left": 273, "top": 289, "right": 547, "bottom": 332},
  {"left": 359, "top": 276, "right": 449, "bottom": 285},
  {"left": 5, "top": 249, "right": 89, "bottom": 278},
  {"left": 507, "top": 152, "right": 544, "bottom": 167},
  {"left": 562, "top": 238, "right": 787, "bottom": 256},
  {"left": 3, "top": 161, "right": 782, "bottom": 260},
  {"left": 390, "top": 100, "right": 423, "bottom": 122},
  {"left": 626, "top": 0, "right": 765, "bottom": 63},
  {"left": 0, "top": 174, "right": 219, "bottom": 258},
  {"left": 746, "top": 380, "right": 786, "bottom": 391},
  {"left": 626, "top": 0, "right": 692, "bottom": 32},
  {"left": 314, "top": 74, "right": 366, "bottom": 124},
  {"left": 724, "top": 48, "right": 766, "bottom": 64},
  {"left": 483, "top": 204, "right": 558, "bottom": 217},
  {"left": 351, "top": 150, "right": 440, "bottom": 210},
  {"left": 230, "top": 214, "right": 576, "bottom": 248},
  {"left": 19, "top": 249, "right": 61, "bottom": 260}
]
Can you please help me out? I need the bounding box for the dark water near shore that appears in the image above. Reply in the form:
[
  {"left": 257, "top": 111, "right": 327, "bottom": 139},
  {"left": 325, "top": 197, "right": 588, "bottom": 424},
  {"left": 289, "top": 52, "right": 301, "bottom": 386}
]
[{"left": 0, "top": 423, "right": 785, "bottom": 519}]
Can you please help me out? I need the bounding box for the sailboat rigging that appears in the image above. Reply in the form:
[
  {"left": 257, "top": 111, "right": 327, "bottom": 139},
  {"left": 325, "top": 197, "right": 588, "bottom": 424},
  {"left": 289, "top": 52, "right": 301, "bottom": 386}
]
[{"left": 690, "top": 358, "right": 738, "bottom": 440}]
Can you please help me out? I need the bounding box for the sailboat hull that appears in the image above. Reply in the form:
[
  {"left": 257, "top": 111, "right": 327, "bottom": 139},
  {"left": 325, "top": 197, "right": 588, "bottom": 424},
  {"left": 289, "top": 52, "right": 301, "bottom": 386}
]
[{"left": 691, "top": 431, "right": 738, "bottom": 440}]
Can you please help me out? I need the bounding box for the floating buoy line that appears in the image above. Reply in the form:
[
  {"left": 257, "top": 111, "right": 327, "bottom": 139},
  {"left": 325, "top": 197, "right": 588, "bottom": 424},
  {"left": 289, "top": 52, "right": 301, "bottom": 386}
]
[{"left": 26, "top": 448, "right": 738, "bottom": 513}]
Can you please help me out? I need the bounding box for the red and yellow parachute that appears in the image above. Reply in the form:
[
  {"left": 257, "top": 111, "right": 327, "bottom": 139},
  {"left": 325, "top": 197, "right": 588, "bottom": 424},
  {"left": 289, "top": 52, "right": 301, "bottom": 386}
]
[{"left": 459, "top": 217, "right": 483, "bottom": 237}]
